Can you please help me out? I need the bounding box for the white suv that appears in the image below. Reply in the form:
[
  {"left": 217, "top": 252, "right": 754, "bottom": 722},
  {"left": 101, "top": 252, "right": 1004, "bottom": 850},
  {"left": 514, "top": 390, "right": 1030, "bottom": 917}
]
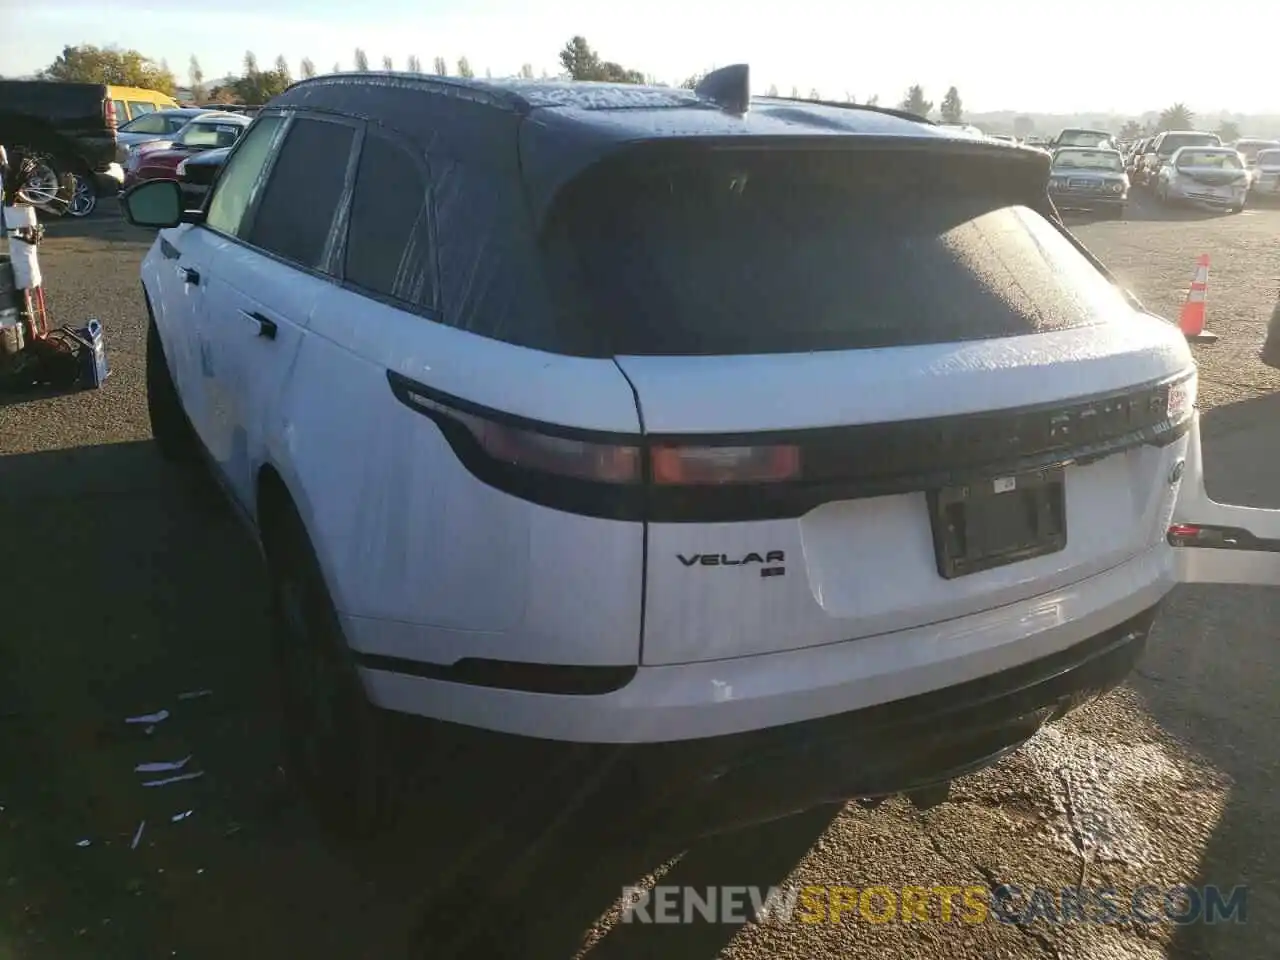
[{"left": 121, "top": 67, "right": 1280, "bottom": 838}]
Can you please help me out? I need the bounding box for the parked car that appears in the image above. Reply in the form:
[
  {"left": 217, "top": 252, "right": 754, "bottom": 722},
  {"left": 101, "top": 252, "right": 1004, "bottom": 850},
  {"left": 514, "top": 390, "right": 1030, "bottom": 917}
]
[
  {"left": 1230, "top": 138, "right": 1280, "bottom": 170},
  {"left": 0, "top": 79, "right": 124, "bottom": 218},
  {"left": 1250, "top": 148, "right": 1280, "bottom": 199},
  {"left": 1047, "top": 147, "right": 1129, "bottom": 217},
  {"left": 175, "top": 144, "right": 230, "bottom": 208},
  {"left": 118, "top": 68, "right": 1280, "bottom": 842},
  {"left": 1050, "top": 128, "right": 1117, "bottom": 150},
  {"left": 1134, "top": 130, "right": 1222, "bottom": 187},
  {"left": 107, "top": 85, "right": 180, "bottom": 124},
  {"left": 1155, "top": 145, "right": 1251, "bottom": 212},
  {"left": 120, "top": 112, "right": 249, "bottom": 192},
  {"left": 115, "top": 108, "right": 208, "bottom": 163}
]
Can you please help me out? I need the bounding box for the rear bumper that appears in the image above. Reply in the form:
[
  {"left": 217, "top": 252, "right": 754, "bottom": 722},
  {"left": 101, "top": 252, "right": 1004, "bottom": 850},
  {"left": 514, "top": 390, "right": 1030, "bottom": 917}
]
[
  {"left": 357, "top": 541, "right": 1175, "bottom": 743},
  {"left": 1049, "top": 191, "right": 1126, "bottom": 211},
  {"left": 614, "top": 603, "right": 1156, "bottom": 834},
  {"left": 397, "top": 602, "right": 1161, "bottom": 840}
]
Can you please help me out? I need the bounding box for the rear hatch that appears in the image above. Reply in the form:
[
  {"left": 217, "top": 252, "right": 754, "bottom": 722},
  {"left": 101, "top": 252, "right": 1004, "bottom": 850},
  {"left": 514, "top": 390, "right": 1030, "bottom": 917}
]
[{"left": 543, "top": 141, "right": 1193, "bottom": 666}]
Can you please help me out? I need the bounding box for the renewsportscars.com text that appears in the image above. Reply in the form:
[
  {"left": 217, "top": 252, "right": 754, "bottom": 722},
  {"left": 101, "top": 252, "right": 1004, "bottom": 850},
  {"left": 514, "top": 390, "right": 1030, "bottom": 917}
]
[{"left": 619, "top": 883, "right": 1248, "bottom": 926}]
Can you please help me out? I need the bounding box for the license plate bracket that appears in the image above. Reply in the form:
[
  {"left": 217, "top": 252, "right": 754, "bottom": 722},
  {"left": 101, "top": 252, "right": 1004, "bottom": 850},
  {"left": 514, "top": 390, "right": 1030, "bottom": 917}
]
[{"left": 928, "top": 467, "right": 1067, "bottom": 579}]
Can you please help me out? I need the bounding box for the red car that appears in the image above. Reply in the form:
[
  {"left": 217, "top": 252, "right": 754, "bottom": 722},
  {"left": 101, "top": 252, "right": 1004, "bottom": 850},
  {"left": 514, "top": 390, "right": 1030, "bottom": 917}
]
[{"left": 121, "top": 111, "right": 250, "bottom": 192}]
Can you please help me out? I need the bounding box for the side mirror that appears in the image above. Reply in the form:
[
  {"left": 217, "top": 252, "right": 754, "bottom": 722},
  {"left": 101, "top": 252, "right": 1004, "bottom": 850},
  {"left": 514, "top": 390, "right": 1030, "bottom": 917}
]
[{"left": 120, "top": 178, "right": 185, "bottom": 228}]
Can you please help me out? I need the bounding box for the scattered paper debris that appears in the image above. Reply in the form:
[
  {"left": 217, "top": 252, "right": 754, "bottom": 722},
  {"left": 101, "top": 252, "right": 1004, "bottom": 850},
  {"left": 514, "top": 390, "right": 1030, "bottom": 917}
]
[
  {"left": 170, "top": 810, "right": 193, "bottom": 823},
  {"left": 141, "top": 771, "right": 204, "bottom": 788},
  {"left": 76, "top": 839, "right": 91, "bottom": 847},
  {"left": 135, "top": 756, "right": 192, "bottom": 774},
  {"left": 197, "top": 868, "right": 205, "bottom": 875},
  {"left": 130, "top": 821, "right": 146, "bottom": 851},
  {"left": 177, "top": 690, "right": 212, "bottom": 700},
  {"left": 144, "top": 726, "right": 155, "bottom": 735},
  {"left": 125, "top": 710, "right": 170, "bottom": 725},
  {"left": 224, "top": 823, "right": 242, "bottom": 837}
]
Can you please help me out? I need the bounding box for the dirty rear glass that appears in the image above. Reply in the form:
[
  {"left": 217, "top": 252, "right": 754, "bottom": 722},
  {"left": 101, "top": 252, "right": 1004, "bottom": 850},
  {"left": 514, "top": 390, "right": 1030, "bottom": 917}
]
[
  {"left": 1158, "top": 133, "right": 1219, "bottom": 155},
  {"left": 542, "top": 148, "right": 1119, "bottom": 356}
]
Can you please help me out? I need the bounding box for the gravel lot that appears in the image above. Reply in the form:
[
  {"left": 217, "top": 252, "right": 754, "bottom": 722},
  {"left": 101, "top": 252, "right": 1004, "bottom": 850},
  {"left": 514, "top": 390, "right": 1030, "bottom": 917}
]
[{"left": 1, "top": 196, "right": 1279, "bottom": 960}]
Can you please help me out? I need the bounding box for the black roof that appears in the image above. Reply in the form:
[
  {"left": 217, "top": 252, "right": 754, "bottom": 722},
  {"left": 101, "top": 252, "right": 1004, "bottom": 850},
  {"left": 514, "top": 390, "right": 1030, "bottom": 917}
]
[{"left": 272, "top": 73, "right": 1044, "bottom": 212}]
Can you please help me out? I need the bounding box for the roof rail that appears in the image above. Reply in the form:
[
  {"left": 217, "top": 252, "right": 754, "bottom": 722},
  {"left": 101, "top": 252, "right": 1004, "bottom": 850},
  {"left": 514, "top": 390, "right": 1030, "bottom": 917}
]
[{"left": 695, "top": 64, "right": 750, "bottom": 116}]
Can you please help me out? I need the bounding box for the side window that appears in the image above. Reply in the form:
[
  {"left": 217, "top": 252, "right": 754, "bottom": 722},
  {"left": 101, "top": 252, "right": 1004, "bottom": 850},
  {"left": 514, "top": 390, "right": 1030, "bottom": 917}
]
[
  {"left": 343, "top": 133, "right": 435, "bottom": 309},
  {"left": 130, "top": 101, "right": 156, "bottom": 116},
  {"left": 204, "top": 115, "right": 286, "bottom": 237},
  {"left": 245, "top": 118, "right": 356, "bottom": 271},
  {"left": 112, "top": 100, "right": 127, "bottom": 122}
]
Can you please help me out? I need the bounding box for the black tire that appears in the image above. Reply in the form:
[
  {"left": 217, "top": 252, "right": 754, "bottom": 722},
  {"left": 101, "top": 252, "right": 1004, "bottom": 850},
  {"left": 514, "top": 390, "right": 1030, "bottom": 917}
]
[
  {"left": 146, "top": 317, "right": 198, "bottom": 462},
  {"left": 266, "top": 501, "right": 395, "bottom": 840},
  {"left": 66, "top": 171, "right": 97, "bottom": 218}
]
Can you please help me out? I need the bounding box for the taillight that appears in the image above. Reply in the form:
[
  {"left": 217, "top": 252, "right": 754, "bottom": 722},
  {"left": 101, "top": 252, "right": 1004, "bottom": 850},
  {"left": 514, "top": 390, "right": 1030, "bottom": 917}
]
[
  {"left": 400, "top": 388, "right": 642, "bottom": 483},
  {"left": 105, "top": 99, "right": 117, "bottom": 131},
  {"left": 650, "top": 444, "right": 801, "bottom": 485}
]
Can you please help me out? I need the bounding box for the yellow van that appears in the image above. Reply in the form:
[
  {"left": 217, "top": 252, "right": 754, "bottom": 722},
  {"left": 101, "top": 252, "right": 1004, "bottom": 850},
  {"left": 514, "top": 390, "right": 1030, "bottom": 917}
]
[{"left": 107, "top": 85, "right": 179, "bottom": 125}]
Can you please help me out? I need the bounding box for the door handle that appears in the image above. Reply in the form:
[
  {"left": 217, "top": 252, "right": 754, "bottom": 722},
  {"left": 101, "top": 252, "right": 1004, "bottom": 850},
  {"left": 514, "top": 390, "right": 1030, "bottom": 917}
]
[
  {"left": 182, "top": 267, "right": 201, "bottom": 285},
  {"left": 246, "top": 311, "right": 277, "bottom": 340}
]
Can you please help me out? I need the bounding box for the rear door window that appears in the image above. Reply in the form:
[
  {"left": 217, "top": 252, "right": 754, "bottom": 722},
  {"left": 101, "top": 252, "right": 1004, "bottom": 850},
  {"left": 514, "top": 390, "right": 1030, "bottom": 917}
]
[
  {"left": 343, "top": 132, "right": 435, "bottom": 310},
  {"left": 129, "top": 101, "right": 157, "bottom": 116},
  {"left": 112, "top": 99, "right": 127, "bottom": 122},
  {"left": 245, "top": 117, "right": 357, "bottom": 272},
  {"left": 542, "top": 148, "right": 1117, "bottom": 356}
]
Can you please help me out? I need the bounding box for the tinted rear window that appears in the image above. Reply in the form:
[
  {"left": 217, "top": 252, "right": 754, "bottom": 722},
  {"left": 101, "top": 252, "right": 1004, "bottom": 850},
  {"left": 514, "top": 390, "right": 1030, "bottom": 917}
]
[
  {"left": 542, "top": 149, "right": 1118, "bottom": 356},
  {"left": 1160, "top": 133, "right": 1219, "bottom": 154}
]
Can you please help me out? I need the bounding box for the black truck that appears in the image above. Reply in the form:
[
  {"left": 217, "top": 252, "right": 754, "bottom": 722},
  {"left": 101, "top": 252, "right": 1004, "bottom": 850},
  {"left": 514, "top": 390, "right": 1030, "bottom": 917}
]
[{"left": 0, "top": 79, "right": 124, "bottom": 217}]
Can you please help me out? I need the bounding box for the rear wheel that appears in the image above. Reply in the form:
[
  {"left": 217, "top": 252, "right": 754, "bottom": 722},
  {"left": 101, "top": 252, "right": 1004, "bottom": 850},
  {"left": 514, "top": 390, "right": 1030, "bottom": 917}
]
[
  {"left": 266, "top": 500, "right": 394, "bottom": 839},
  {"left": 66, "top": 172, "right": 97, "bottom": 218}
]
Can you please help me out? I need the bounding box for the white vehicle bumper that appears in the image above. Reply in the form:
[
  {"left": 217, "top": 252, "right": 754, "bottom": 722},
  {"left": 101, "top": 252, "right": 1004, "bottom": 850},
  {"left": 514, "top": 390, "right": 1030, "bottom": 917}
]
[{"left": 354, "top": 541, "right": 1175, "bottom": 745}]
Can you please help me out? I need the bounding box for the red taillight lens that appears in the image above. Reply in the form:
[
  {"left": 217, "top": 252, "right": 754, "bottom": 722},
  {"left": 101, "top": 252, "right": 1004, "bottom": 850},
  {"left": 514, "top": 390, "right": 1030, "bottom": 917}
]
[
  {"left": 1168, "top": 523, "right": 1201, "bottom": 539},
  {"left": 407, "top": 390, "right": 642, "bottom": 483},
  {"left": 105, "top": 99, "right": 117, "bottom": 131},
  {"left": 650, "top": 444, "right": 801, "bottom": 485}
]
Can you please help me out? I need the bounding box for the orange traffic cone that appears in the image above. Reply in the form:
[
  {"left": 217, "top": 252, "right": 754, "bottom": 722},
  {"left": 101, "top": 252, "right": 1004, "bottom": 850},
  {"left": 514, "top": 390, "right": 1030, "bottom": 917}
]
[{"left": 1178, "top": 254, "right": 1218, "bottom": 343}]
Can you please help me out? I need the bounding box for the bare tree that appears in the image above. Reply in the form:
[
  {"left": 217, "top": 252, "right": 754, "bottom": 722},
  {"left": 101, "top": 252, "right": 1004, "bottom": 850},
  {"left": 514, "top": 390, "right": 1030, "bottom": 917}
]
[
  {"left": 332, "top": 62, "right": 342, "bottom": 74},
  {"left": 766, "top": 83, "right": 778, "bottom": 96},
  {"left": 456, "top": 56, "right": 474, "bottom": 78},
  {"left": 354, "top": 48, "right": 369, "bottom": 71},
  {"left": 518, "top": 63, "right": 535, "bottom": 79},
  {"left": 274, "top": 54, "right": 292, "bottom": 87},
  {"left": 300, "top": 57, "right": 316, "bottom": 79},
  {"left": 382, "top": 55, "right": 394, "bottom": 71},
  {"left": 432, "top": 56, "right": 448, "bottom": 75},
  {"left": 188, "top": 55, "right": 206, "bottom": 101},
  {"left": 407, "top": 54, "right": 422, "bottom": 73}
]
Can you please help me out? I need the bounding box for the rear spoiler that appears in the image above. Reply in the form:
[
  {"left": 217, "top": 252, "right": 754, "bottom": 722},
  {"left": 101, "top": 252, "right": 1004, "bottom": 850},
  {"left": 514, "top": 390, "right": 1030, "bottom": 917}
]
[{"left": 523, "top": 133, "right": 1052, "bottom": 229}]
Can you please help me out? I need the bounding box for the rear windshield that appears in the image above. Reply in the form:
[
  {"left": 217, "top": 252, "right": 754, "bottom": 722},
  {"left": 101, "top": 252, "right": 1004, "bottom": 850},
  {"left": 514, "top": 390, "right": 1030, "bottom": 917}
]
[
  {"left": 543, "top": 148, "right": 1120, "bottom": 356},
  {"left": 1053, "top": 150, "right": 1124, "bottom": 172},
  {"left": 1177, "top": 150, "right": 1242, "bottom": 169},
  {"left": 1238, "top": 141, "right": 1280, "bottom": 161},
  {"left": 1058, "top": 130, "right": 1113, "bottom": 147},
  {"left": 1159, "top": 133, "right": 1220, "bottom": 154},
  {"left": 176, "top": 121, "right": 243, "bottom": 149}
]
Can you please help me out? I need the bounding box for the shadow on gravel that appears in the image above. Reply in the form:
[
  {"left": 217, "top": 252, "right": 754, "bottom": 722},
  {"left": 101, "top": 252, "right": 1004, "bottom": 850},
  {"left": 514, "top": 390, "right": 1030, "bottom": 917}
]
[
  {"left": 0, "top": 439, "right": 837, "bottom": 960},
  {"left": 1134, "top": 391, "right": 1280, "bottom": 960}
]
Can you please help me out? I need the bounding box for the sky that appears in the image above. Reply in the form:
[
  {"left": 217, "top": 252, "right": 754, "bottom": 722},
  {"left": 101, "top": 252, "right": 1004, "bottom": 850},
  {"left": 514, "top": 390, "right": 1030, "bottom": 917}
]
[{"left": 7, "top": 0, "right": 1274, "bottom": 116}]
